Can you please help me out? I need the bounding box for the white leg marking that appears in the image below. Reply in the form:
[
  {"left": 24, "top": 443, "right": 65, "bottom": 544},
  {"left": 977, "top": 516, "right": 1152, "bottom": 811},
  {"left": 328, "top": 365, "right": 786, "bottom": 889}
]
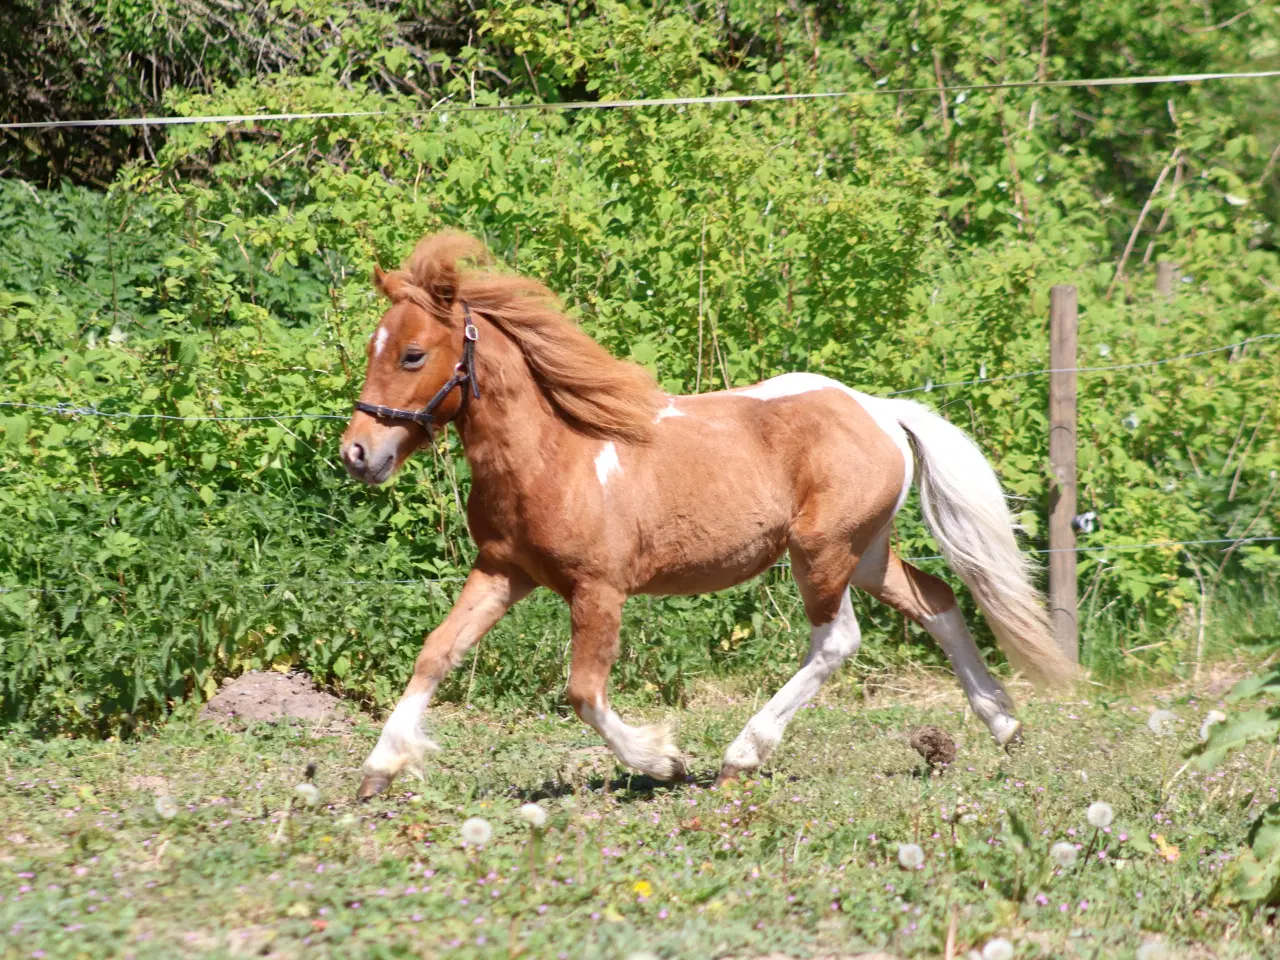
[
  {"left": 921, "top": 607, "right": 1020, "bottom": 744},
  {"left": 654, "top": 398, "right": 686, "bottom": 422},
  {"left": 372, "top": 326, "right": 389, "bottom": 358},
  {"left": 594, "top": 441, "right": 621, "bottom": 486},
  {"left": 363, "top": 690, "right": 440, "bottom": 778},
  {"left": 723, "top": 589, "right": 861, "bottom": 772},
  {"left": 580, "top": 700, "right": 684, "bottom": 779}
]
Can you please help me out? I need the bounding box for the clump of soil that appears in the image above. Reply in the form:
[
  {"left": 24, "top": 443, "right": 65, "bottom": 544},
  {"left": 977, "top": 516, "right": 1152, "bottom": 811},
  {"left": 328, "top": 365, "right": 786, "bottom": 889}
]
[
  {"left": 200, "top": 671, "right": 349, "bottom": 730},
  {"left": 909, "top": 725, "right": 957, "bottom": 768}
]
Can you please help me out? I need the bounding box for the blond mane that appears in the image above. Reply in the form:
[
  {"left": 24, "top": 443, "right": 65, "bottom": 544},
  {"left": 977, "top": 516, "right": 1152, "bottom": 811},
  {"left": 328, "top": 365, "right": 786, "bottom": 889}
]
[{"left": 377, "top": 231, "right": 661, "bottom": 443}]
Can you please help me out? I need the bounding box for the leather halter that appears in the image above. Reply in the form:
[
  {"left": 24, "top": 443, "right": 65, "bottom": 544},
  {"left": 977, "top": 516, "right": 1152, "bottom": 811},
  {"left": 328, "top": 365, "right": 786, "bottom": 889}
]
[{"left": 352, "top": 304, "right": 480, "bottom": 427}]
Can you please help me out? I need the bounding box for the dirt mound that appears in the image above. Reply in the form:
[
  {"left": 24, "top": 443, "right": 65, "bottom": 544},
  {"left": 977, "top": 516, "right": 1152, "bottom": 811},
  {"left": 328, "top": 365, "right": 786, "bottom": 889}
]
[{"left": 201, "top": 671, "right": 348, "bottom": 729}]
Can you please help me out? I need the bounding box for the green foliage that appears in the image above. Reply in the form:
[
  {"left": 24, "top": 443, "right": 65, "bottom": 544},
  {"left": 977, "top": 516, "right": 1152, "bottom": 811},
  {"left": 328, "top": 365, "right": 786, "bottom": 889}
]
[
  {"left": 1, "top": 1, "right": 1279, "bottom": 732},
  {"left": 1189, "top": 664, "right": 1280, "bottom": 903}
]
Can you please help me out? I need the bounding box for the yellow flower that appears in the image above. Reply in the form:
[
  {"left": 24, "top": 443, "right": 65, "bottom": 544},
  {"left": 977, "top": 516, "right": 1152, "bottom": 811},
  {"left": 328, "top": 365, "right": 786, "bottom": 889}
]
[
  {"left": 632, "top": 879, "right": 653, "bottom": 898},
  {"left": 1154, "top": 835, "right": 1180, "bottom": 863}
]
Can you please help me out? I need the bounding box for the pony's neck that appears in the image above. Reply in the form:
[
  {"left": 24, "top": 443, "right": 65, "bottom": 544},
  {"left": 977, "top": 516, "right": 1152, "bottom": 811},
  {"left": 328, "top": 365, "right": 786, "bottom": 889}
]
[{"left": 451, "top": 314, "right": 567, "bottom": 489}]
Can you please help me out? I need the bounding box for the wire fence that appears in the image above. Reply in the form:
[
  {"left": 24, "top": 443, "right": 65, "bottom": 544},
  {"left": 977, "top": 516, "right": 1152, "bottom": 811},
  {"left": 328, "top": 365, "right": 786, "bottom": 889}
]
[
  {"left": 4, "top": 69, "right": 1279, "bottom": 131},
  {"left": 1, "top": 327, "right": 1274, "bottom": 595},
  {"left": 2, "top": 333, "right": 1276, "bottom": 424},
  {"left": 5, "top": 536, "right": 1278, "bottom": 597}
]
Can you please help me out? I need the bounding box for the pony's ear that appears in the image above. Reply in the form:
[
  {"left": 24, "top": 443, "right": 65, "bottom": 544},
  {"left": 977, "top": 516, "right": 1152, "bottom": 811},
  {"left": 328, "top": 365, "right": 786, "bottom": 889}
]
[
  {"left": 373, "top": 266, "right": 416, "bottom": 303},
  {"left": 419, "top": 254, "right": 461, "bottom": 313}
]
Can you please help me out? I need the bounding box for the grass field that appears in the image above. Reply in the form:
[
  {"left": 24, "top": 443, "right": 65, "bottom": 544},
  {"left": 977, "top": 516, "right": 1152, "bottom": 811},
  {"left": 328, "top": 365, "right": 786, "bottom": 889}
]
[{"left": 2, "top": 671, "right": 1277, "bottom": 960}]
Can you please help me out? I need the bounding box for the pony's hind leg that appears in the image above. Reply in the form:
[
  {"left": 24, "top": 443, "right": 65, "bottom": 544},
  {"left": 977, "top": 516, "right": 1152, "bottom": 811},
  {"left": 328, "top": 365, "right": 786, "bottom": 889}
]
[
  {"left": 566, "top": 583, "right": 686, "bottom": 781},
  {"left": 851, "top": 537, "right": 1021, "bottom": 746},
  {"left": 719, "top": 547, "right": 862, "bottom": 783},
  {"left": 357, "top": 560, "right": 533, "bottom": 800}
]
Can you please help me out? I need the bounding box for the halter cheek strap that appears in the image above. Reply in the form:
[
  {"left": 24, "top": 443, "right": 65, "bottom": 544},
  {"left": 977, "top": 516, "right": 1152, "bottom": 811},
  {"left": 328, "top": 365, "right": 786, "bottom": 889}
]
[{"left": 353, "top": 304, "right": 481, "bottom": 427}]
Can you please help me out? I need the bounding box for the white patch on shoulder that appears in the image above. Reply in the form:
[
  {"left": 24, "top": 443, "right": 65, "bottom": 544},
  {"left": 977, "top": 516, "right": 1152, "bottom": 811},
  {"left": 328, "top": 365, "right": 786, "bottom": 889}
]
[
  {"left": 595, "top": 441, "right": 621, "bottom": 486},
  {"left": 654, "top": 398, "right": 686, "bottom": 422},
  {"left": 372, "top": 326, "right": 390, "bottom": 357}
]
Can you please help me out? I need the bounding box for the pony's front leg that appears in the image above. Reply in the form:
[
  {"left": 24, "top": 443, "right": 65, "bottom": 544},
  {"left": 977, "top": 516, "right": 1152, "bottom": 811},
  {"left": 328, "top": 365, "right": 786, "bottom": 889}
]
[
  {"left": 357, "top": 560, "right": 533, "bottom": 800},
  {"left": 565, "top": 584, "right": 686, "bottom": 781}
]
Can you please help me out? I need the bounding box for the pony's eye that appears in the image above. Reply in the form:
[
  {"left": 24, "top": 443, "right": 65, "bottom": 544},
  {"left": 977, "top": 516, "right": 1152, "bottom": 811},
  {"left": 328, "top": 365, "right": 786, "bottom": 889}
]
[{"left": 402, "top": 350, "right": 427, "bottom": 370}]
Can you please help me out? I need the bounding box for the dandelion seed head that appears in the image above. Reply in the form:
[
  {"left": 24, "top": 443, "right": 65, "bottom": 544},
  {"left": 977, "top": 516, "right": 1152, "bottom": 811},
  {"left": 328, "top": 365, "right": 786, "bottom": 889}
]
[
  {"left": 1087, "top": 802, "right": 1114, "bottom": 829},
  {"left": 897, "top": 843, "right": 925, "bottom": 869},
  {"left": 154, "top": 796, "right": 178, "bottom": 820},
  {"left": 1051, "top": 841, "right": 1077, "bottom": 868},
  {"left": 519, "top": 804, "right": 548, "bottom": 829},
  {"left": 982, "top": 938, "right": 1014, "bottom": 960},
  {"left": 294, "top": 783, "right": 320, "bottom": 807},
  {"left": 461, "top": 817, "right": 492, "bottom": 846}
]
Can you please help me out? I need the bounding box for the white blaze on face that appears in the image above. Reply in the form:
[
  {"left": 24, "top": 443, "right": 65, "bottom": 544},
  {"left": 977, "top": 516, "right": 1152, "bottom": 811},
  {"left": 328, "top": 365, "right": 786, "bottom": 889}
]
[
  {"left": 595, "top": 441, "right": 621, "bottom": 486},
  {"left": 373, "top": 326, "right": 390, "bottom": 358}
]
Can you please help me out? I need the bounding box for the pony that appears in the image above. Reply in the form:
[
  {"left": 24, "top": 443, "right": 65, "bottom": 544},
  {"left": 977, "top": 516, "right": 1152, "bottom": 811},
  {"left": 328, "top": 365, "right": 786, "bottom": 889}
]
[{"left": 340, "top": 231, "right": 1075, "bottom": 799}]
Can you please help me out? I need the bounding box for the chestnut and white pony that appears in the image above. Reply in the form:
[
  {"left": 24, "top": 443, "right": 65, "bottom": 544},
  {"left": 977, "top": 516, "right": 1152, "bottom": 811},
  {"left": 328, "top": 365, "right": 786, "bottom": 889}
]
[{"left": 340, "top": 232, "right": 1074, "bottom": 799}]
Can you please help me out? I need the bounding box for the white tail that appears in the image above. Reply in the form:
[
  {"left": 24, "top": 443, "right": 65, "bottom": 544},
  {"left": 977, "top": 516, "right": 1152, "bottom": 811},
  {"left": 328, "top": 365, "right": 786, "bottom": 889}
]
[{"left": 889, "top": 399, "right": 1076, "bottom": 685}]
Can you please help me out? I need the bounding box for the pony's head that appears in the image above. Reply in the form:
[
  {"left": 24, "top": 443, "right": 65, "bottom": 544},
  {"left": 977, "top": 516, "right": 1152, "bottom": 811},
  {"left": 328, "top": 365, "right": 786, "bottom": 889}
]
[{"left": 340, "top": 232, "right": 485, "bottom": 485}]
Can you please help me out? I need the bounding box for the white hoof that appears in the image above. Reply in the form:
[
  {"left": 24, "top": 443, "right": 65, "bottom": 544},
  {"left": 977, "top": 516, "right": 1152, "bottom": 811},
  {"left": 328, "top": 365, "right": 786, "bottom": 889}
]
[
  {"left": 991, "top": 715, "right": 1023, "bottom": 748},
  {"left": 627, "top": 723, "right": 687, "bottom": 781},
  {"left": 722, "top": 716, "right": 783, "bottom": 775}
]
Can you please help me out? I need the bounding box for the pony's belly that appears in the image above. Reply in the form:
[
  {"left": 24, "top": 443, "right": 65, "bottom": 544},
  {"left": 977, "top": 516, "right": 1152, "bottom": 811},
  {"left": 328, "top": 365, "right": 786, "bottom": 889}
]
[{"left": 630, "top": 524, "right": 790, "bottom": 596}]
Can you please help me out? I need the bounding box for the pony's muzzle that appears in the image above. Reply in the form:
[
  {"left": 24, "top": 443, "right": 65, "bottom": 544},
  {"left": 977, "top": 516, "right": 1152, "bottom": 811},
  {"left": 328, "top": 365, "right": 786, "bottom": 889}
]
[{"left": 341, "top": 438, "right": 397, "bottom": 485}]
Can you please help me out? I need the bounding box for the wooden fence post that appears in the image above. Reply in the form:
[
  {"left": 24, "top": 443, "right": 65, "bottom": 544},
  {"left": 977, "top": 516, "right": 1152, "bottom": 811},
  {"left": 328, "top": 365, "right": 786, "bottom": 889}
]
[
  {"left": 1155, "top": 261, "right": 1177, "bottom": 298},
  {"left": 1048, "top": 285, "right": 1079, "bottom": 663}
]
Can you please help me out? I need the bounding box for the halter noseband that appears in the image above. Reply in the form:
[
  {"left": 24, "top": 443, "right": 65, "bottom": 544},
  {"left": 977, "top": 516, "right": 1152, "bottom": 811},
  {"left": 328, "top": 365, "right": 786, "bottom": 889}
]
[{"left": 352, "top": 303, "right": 481, "bottom": 427}]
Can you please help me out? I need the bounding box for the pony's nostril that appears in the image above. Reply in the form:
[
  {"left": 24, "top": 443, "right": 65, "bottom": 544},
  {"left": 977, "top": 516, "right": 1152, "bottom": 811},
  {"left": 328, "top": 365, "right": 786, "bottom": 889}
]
[{"left": 345, "top": 442, "right": 367, "bottom": 472}]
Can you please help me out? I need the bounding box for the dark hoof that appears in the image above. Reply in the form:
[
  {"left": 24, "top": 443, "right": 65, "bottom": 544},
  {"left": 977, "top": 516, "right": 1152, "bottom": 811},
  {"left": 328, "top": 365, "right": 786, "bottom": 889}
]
[
  {"left": 666, "top": 756, "right": 690, "bottom": 783},
  {"left": 1001, "top": 723, "right": 1026, "bottom": 755},
  {"left": 356, "top": 773, "right": 392, "bottom": 801}
]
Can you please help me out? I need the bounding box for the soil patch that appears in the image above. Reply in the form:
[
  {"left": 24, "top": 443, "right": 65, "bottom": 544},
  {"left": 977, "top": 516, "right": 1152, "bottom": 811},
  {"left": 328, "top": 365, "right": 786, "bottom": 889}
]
[{"left": 200, "top": 671, "right": 350, "bottom": 731}]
